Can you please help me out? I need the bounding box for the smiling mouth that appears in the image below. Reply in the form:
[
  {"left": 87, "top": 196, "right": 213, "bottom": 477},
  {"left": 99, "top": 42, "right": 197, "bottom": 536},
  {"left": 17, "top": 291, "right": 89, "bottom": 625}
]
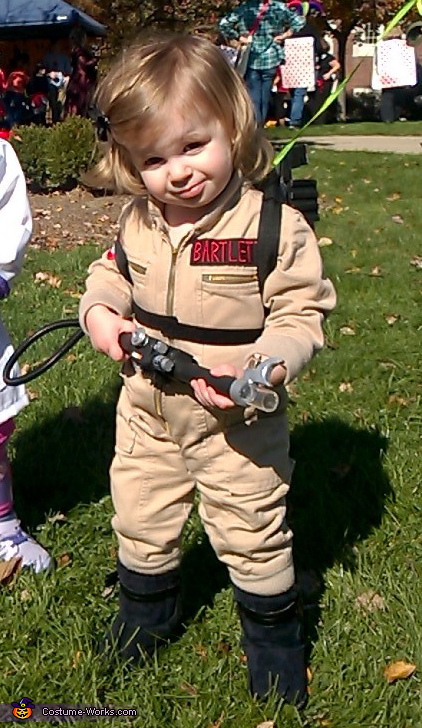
[{"left": 177, "top": 181, "right": 205, "bottom": 199}]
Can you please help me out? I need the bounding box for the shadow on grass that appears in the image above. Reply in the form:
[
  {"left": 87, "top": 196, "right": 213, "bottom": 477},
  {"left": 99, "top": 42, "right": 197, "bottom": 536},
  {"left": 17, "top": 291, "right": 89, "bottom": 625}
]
[
  {"left": 11, "top": 407, "right": 391, "bottom": 641},
  {"left": 178, "top": 416, "right": 392, "bottom": 628},
  {"left": 288, "top": 416, "right": 391, "bottom": 646},
  {"left": 11, "top": 385, "right": 119, "bottom": 528}
]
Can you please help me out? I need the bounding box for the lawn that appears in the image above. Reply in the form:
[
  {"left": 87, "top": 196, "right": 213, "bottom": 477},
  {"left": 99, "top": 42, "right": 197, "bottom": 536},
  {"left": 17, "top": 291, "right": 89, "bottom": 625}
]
[
  {"left": 0, "top": 150, "right": 421, "bottom": 727},
  {"left": 266, "top": 119, "right": 422, "bottom": 137}
]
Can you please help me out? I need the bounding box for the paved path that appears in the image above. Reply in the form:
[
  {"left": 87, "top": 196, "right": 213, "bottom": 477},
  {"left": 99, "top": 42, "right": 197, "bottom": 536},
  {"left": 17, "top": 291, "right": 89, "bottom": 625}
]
[{"left": 299, "top": 135, "right": 422, "bottom": 154}]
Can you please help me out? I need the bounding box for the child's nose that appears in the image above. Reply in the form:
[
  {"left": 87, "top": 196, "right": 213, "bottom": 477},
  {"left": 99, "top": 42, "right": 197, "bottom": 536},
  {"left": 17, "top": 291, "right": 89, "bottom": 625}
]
[{"left": 168, "top": 157, "right": 192, "bottom": 183}]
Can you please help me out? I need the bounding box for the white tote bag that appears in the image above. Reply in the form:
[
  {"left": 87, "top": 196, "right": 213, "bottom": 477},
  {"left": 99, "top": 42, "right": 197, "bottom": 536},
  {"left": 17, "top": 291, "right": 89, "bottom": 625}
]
[{"left": 373, "top": 39, "right": 417, "bottom": 89}]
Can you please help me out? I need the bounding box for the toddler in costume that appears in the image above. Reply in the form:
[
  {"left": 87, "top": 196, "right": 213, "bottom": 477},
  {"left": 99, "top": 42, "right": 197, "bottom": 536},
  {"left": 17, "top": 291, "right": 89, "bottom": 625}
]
[
  {"left": 80, "top": 33, "right": 336, "bottom": 706},
  {"left": 0, "top": 140, "right": 51, "bottom": 572}
]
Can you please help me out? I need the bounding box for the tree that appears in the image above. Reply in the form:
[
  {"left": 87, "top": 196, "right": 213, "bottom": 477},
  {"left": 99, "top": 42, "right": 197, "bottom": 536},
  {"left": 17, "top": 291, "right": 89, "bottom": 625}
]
[
  {"left": 69, "top": 0, "right": 236, "bottom": 49},
  {"left": 322, "top": 1, "right": 415, "bottom": 82}
]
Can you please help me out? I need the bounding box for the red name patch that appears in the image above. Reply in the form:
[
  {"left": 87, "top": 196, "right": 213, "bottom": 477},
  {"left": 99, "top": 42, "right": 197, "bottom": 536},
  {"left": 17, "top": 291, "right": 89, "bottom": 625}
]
[{"left": 190, "top": 238, "right": 257, "bottom": 266}]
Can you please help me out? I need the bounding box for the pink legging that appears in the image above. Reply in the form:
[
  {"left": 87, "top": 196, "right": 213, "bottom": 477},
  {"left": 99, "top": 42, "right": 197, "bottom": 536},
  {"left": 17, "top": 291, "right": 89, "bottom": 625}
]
[{"left": 0, "top": 418, "right": 15, "bottom": 518}]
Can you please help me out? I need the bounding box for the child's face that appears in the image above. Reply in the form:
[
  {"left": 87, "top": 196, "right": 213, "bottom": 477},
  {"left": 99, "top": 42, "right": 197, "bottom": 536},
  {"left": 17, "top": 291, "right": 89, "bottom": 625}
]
[{"left": 127, "top": 115, "right": 234, "bottom": 222}]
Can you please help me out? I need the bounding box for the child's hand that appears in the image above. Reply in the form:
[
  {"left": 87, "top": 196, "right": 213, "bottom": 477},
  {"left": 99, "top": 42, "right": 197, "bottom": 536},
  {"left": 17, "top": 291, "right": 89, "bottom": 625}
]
[
  {"left": 191, "top": 363, "right": 244, "bottom": 410},
  {"left": 85, "top": 304, "right": 136, "bottom": 361}
]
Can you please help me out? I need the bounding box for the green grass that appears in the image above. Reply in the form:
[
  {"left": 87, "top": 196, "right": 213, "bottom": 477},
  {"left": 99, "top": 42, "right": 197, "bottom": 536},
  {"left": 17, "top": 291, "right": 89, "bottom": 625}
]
[
  {"left": 1, "top": 150, "right": 421, "bottom": 727},
  {"left": 266, "top": 119, "right": 422, "bottom": 137}
]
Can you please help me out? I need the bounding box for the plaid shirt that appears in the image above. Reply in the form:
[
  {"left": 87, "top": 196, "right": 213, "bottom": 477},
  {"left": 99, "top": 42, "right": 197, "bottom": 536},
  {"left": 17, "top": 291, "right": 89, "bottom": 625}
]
[{"left": 219, "top": 1, "right": 305, "bottom": 70}]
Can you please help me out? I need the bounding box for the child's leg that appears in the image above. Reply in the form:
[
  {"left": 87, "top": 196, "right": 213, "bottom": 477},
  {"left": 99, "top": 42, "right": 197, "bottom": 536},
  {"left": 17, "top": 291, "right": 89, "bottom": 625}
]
[
  {"left": 194, "top": 409, "right": 307, "bottom": 706},
  {"left": 0, "top": 418, "right": 51, "bottom": 573},
  {"left": 104, "top": 388, "right": 195, "bottom": 662}
]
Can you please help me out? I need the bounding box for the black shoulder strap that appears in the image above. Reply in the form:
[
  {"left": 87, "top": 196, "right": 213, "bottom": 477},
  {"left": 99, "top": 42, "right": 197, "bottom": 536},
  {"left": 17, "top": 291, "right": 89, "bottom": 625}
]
[
  {"left": 256, "top": 169, "right": 283, "bottom": 295},
  {"left": 114, "top": 236, "right": 133, "bottom": 284}
]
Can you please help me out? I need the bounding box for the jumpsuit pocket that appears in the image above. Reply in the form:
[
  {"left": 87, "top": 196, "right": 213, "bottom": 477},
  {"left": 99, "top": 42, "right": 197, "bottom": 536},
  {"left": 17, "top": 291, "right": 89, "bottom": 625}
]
[
  {"left": 115, "top": 412, "right": 136, "bottom": 455},
  {"left": 128, "top": 258, "right": 148, "bottom": 286},
  {"left": 200, "top": 273, "right": 264, "bottom": 330}
]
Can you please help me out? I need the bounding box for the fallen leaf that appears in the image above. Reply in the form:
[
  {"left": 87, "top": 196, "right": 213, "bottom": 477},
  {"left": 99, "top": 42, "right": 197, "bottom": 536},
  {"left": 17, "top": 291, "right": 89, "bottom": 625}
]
[
  {"left": 318, "top": 236, "right": 333, "bottom": 247},
  {"left": 217, "top": 639, "right": 231, "bottom": 656},
  {"left": 410, "top": 256, "right": 422, "bottom": 269},
  {"left": 73, "top": 651, "right": 82, "bottom": 668},
  {"left": 355, "top": 590, "right": 385, "bottom": 613},
  {"left": 339, "top": 382, "right": 353, "bottom": 393},
  {"left": 0, "top": 556, "right": 21, "bottom": 585},
  {"left": 180, "top": 682, "right": 198, "bottom": 695},
  {"left": 47, "top": 513, "right": 67, "bottom": 524},
  {"left": 20, "top": 589, "right": 31, "bottom": 602},
  {"left": 206, "top": 712, "right": 225, "bottom": 728},
  {"left": 255, "top": 722, "right": 275, "bottom": 728},
  {"left": 194, "top": 645, "right": 208, "bottom": 660},
  {"left": 27, "top": 390, "right": 39, "bottom": 401},
  {"left": 383, "top": 660, "right": 416, "bottom": 684},
  {"left": 384, "top": 314, "right": 399, "bottom": 326},
  {"left": 340, "top": 326, "right": 356, "bottom": 336},
  {"left": 386, "top": 192, "right": 401, "bottom": 201},
  {"left": 34, "top": 271, "right": 62, "bottom": 288},
  {"left": 391, "top": 215, "right": 403, "bottom": 224},
  {"left": 101, "top": 585, "right": 115, "bottom": 599},
  {"left": 388, "top": 395, "right": 410, "bottom": 407},
  {"left": 345, "top": 266, "right": 361, "bottom": 274},
  {"left": 370, "top": 266, "right": 382, "bottom": 277},
  {"left": 57, "top": 552, "right": 72, "bottom": 568}
]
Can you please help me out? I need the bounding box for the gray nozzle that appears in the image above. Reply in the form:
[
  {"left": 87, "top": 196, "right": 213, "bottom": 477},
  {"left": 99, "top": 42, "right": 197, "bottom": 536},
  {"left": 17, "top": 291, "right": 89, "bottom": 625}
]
[{"left": 131, "top": 328, "right": 148, "bottom": 348}]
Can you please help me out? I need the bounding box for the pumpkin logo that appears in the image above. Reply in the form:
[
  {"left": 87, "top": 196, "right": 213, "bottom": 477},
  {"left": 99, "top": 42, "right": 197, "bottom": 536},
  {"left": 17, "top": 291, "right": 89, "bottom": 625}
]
[{"left": 11, "top": 697, "right": 35, "bottom": 720}]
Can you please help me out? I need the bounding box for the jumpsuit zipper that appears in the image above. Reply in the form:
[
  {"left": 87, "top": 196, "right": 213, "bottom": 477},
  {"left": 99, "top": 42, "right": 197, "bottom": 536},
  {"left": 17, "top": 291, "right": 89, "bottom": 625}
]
[{"left": 158, "top": 232, "right": 194, "bottom": 428}]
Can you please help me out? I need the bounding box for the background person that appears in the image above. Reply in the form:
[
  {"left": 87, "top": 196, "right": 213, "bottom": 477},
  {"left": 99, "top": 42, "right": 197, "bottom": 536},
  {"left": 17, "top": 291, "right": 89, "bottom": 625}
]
[
  {"left": 43, "top": 40, "right": 72, "bottom": 124},
  {"left": 0, "top": 139, "right": 51, "bottom": 573},
  {"left": 3, "top": 54, "right": 31, "bottom": 127},
  {"left": 288, "top": 13, "right": 323, "bottom": 128},
  {"left": 219, "top": 0, "right": 305, "bottom": 124},
  {"left": 27, "top": 63, "right": 49, "bottom": 125},
  {"left": 65, "top": 34, "right": 98, "bottom": 118},
  {"left": 307, "top": 37, "right": 340, "bottom": 124}
]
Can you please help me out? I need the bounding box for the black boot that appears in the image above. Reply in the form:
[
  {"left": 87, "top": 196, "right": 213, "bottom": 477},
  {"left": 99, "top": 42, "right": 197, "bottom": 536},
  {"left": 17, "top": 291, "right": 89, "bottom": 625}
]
[
  {"left": 233, "top": 584, "right": 308, "bottom": 707},
  {"left": 103, "top": 560, "right": 181, "bottom": 664}
]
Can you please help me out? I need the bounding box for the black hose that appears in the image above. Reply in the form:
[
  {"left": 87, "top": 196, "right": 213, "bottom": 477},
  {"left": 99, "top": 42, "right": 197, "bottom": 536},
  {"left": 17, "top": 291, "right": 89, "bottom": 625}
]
[{"left": 3, "top": 319, "right": 85, "bottom": 386}]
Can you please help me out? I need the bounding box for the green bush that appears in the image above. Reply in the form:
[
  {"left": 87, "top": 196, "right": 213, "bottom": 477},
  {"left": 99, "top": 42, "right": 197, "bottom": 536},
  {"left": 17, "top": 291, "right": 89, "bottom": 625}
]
[{"left": 11, "top": 116, "right": 96, "bottom": 191}]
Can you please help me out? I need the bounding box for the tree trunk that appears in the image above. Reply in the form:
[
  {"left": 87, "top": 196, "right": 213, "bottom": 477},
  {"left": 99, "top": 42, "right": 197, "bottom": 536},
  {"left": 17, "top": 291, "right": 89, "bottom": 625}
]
[
  {"left": 327, "top": 21, "right": 358, "bottom": 122},
  {"left": 336, "top": 30, "right": 349, "bottom": 121}
]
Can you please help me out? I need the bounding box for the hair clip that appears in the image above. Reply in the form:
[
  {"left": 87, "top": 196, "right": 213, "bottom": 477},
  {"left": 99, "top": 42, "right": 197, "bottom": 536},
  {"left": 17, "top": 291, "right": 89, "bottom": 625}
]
[{"left": 95, "top": 111, "right": 111, "bottom": 142}]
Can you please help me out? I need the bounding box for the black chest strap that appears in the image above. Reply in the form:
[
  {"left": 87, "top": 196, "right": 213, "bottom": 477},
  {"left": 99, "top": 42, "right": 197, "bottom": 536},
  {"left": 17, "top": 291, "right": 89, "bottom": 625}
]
[{"left": 113, "top": 189, "right": 282, "bottom": 344}]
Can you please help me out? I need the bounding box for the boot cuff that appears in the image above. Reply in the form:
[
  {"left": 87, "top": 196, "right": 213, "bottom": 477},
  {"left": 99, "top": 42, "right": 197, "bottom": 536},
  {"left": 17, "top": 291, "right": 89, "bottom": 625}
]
[{"left": 117, "top": 560, "right": 180, "bottom": 597}]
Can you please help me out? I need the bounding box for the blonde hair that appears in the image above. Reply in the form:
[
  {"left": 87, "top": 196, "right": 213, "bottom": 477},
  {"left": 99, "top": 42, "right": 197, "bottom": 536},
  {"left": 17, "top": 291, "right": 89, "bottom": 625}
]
[{"left": 88, "top": 33, "right": 274, "bottom": 194}]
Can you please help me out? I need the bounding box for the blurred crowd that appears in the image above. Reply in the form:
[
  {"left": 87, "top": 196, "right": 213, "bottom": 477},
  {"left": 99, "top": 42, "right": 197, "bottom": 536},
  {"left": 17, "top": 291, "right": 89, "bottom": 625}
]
[
  {"left": 0, "top": 32, "right": 98, "bottom": 139},
  {"left": 218, "top": 0, "right": 340, "bottom": 128}
]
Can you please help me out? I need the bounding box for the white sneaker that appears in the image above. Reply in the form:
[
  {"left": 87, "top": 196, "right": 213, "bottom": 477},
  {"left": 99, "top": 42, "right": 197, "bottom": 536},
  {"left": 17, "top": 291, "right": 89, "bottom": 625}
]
[{"left": 0, "top": 517, "right": 52, "bottom": 573}]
